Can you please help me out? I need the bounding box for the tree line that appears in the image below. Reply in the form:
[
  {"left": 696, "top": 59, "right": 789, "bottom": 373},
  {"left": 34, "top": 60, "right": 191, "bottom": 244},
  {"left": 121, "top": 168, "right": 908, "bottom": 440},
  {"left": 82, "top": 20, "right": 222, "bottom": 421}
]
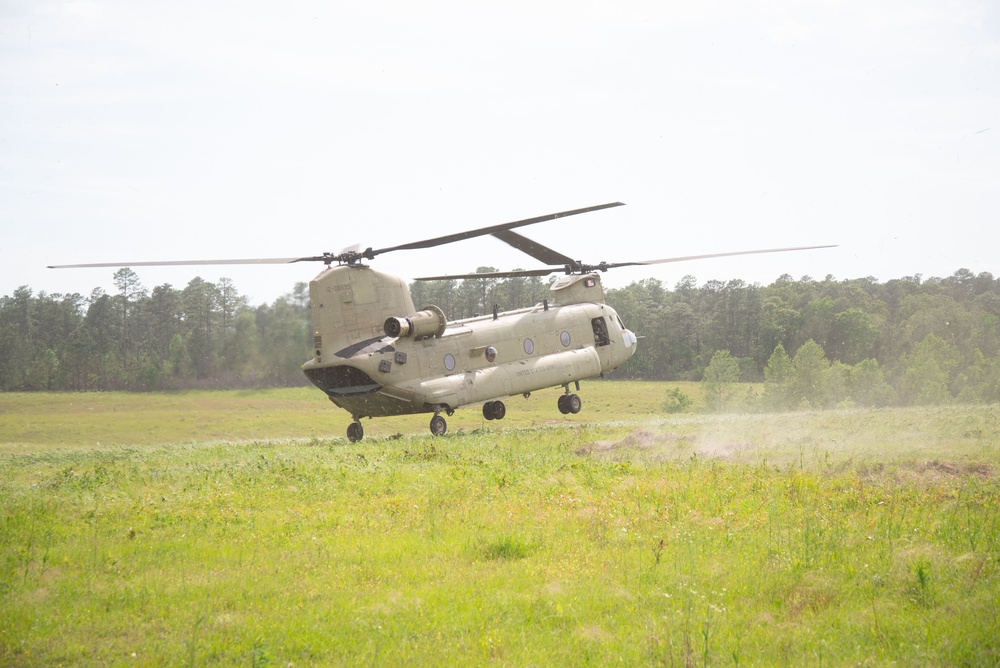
[
  {"left": 0, "top": 269, "right": 311, "bottom": 391},
  {"left": 2, "top": 266, "right": 999, "bottom": 407},
  {"left": 606, "top": 269, "right": 1000, "bottom": 408}
]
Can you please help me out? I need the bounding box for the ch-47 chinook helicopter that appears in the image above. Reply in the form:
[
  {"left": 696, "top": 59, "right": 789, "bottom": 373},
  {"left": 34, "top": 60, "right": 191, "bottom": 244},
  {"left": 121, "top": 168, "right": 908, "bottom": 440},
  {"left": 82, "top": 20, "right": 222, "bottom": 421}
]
[{"left": 51, "top": 202, "right": 834, "bottom": 442}]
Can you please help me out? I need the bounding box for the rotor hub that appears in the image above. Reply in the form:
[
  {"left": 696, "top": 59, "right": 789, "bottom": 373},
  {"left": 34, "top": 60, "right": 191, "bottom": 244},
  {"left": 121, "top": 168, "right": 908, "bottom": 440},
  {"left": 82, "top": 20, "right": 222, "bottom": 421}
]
[{"left": 326, "top": 248, "right": 376, "bottom": 266}]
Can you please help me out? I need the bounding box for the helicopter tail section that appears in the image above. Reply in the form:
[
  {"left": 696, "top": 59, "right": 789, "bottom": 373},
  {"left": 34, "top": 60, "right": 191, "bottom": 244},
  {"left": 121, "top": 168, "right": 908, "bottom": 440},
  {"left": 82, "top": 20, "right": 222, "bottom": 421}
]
[{"left": 306, "top": 264, "right": 416, "bottom": 366}]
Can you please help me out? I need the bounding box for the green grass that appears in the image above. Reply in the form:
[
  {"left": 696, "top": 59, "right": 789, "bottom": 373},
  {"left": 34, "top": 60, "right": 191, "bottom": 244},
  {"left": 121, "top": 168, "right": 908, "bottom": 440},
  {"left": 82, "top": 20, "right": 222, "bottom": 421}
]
[
  {"left": 0, "top": 381, "right": 686, "bottom": 449},
  {"left": 1, "top": 384, "right": 998, "bottom": 665}
]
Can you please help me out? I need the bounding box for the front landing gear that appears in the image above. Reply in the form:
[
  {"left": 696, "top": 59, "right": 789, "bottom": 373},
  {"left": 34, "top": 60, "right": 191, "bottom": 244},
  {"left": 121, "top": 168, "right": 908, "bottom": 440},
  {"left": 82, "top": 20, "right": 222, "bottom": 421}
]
[{"left": 347, "top": 421, "right": 364, "bottom": 443}]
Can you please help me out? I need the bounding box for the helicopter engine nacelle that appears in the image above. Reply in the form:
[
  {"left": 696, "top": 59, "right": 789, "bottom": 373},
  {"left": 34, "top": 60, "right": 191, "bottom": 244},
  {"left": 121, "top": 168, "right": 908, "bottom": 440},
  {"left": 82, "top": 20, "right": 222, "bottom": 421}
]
[{"left": 383, "top": 305, "right": 447, "bottom": 339}]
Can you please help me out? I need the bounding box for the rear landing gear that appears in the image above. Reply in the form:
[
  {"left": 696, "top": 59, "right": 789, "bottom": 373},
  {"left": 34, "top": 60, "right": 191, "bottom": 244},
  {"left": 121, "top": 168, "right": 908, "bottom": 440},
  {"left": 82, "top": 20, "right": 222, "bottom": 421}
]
[
  {"left": 558, "top": 393, "right": 582, "bottom": 415},
  {"left": 482, "top": 400, "right": 506, "bottom": 421},
  {"left": 347, "top": 421, "right": 364, "bottom": 443},
  {"left": 430, "top": 414, "right": 447, "bottom": 436}
]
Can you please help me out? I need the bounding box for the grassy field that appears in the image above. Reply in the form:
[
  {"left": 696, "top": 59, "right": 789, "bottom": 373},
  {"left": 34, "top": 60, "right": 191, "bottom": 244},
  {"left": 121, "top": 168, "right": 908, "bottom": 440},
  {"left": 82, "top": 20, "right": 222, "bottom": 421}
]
[
  {"left": 1, "top": 383, "right": 998, "bottom": 665},
  {"left": 0, "top": 382, "right": 678, "bottom": 449}
]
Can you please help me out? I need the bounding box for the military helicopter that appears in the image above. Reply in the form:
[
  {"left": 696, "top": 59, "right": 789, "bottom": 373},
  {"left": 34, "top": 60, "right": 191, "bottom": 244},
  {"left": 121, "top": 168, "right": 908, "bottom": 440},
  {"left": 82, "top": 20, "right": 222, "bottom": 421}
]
[{"left": 50, "top": 202, "right": 834, "bottom": 441}]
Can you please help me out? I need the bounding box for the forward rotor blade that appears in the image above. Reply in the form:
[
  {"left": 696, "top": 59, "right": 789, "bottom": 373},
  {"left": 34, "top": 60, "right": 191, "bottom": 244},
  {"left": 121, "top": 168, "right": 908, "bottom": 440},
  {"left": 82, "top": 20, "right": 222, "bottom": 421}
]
[
  {"left": 601, "top": 245, "right": 838, "bottom": 270},
  {"left": 48, "top": 257, "right": 315, "bottom": 269},
  {"left": 369, "top": 202, "right": 624, "bottom": 257}
]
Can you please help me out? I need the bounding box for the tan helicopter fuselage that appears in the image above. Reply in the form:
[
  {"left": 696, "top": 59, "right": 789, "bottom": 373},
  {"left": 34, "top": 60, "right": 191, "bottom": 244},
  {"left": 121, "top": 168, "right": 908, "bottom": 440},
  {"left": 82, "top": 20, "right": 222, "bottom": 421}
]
[{"left": 301, "top": 265, "right": 637, "bottom": 419}]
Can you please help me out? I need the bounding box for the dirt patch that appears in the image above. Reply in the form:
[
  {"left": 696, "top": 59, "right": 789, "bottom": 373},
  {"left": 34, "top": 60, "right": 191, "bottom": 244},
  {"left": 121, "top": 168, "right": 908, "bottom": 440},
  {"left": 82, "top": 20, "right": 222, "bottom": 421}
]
[
  {"left": 910, "top": 460, "right": 994, "bottom": 482},
  {"left": 920, "top": 460, "right": 962, "bottom": 476},
  {"left": 574, "top": 430, "right": 684, "bottom": 455},
  {"left": 575, "top": 429, "right": 754, "bottom": 460},
  {"left": 853, "top": 459, "right": 995, "bottom": 485},
  {"left": 696, "top": 439, "right": 754, "bottom": 460},
  {"left": 926, "top": 460, "right": 993, "bottom": 478}
]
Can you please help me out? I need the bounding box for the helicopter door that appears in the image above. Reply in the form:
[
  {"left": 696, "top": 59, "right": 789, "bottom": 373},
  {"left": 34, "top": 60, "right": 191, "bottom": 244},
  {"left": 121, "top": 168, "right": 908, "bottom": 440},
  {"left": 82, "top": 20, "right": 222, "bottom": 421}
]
[{"left": 592, "top": 317, "right": 611, "bottom": 347}]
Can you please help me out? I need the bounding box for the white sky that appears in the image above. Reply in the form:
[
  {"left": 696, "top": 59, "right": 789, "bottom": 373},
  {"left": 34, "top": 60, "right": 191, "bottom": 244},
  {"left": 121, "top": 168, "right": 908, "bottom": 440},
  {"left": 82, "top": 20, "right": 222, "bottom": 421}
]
[{"left": 2, "top": 0, "right": 998, "bottom": 305}]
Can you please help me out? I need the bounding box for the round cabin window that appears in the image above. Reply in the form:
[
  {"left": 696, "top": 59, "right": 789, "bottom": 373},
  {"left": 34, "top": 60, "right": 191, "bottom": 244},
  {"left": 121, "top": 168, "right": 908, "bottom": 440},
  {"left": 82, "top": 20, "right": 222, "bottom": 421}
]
[
  {"left": 560, "top": 331, "right": 571, "bottom": 347},
  {"left": 444, "top": 354, "right": 456, "bottom": 371},
  {"left": 523, "top": 338, "right": 534, "bottom": 355},
  {"left": 485, "top": 346, "right": 497, "bottom": 363}
]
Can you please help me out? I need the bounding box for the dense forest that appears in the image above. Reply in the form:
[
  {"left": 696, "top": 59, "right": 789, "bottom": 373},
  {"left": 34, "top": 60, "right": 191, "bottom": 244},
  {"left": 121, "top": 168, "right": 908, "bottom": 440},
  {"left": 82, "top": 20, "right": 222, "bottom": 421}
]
[
  {"left": 2, "top": 267, "right": 999, "bottom": 408},
  {"left": 0, "top": 269, "right": 311, "bottom": 391}
]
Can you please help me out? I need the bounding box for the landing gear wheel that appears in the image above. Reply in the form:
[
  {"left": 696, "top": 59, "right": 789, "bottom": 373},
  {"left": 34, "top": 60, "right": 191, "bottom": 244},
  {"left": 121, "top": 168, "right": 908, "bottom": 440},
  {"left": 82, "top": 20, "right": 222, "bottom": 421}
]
[
  {"left": 558, "top": 393, "right": 582, "bottom": 415},
  {"left": 347, "top": 422, "right": 364, "bottom": 443},
  {"left": 430, "top": 414, "right": 447, "bottom": 436},
  {"left": 483, "top": 401, "right": 507, "bottom": 421}
]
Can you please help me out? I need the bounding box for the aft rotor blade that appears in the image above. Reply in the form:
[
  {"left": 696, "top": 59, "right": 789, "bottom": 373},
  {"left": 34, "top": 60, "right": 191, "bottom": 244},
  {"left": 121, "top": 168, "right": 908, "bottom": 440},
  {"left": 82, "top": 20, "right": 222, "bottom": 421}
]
[
  {"left": 602, "top": 245, "right": 838, "bottom": 270},
  {"left": 368, "top": 202, "right": 624, "bottom": 258},
  {"left": 415, "top": 268, "right": 559, "bottom": 281},
  {"left": 48, "top": 257, "right": 315, "bottom": 269},
  {"left": 415, "top": 244, "right": 837, "bottom": 280},
  {"left": 491, "top": 229, "right": 576, "bottom": 267}
]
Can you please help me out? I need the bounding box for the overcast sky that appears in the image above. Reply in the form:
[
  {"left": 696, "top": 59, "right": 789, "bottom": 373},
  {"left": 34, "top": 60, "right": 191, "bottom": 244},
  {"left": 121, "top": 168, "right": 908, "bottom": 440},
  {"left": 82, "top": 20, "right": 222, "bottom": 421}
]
[{"left": 2, "top": 0, "right": 998, "bottom": 305}]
